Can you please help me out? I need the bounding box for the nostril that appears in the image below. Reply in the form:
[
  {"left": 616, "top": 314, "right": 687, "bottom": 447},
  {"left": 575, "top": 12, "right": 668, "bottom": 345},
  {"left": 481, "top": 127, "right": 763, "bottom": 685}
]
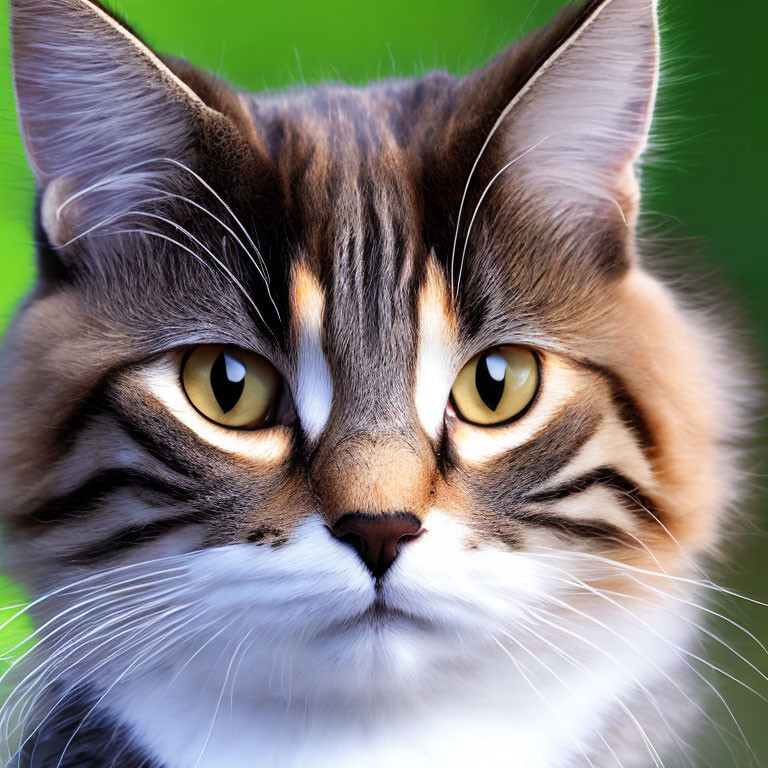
[
  {"left": 339, "top": 531, "right": 367, "bottom": 557},
  {"left": 331, "top": 511, "right": 423, "bottom": 578}
]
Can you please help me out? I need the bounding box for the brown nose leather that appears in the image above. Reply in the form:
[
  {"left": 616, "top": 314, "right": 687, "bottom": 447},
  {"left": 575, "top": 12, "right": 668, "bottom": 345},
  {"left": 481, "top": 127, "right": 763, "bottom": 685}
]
[{"left": 331, "top": 512, "right": 424, "bottom": 577}]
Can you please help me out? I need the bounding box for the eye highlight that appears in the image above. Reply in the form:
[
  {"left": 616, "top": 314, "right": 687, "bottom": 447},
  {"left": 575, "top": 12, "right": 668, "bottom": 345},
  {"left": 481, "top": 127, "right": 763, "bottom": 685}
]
[
  {"left": 450, "top": 346, "right": 539, "bottom": 426},
  {"left": 181, "top": 345, "right": 281, "bottom": 429}
]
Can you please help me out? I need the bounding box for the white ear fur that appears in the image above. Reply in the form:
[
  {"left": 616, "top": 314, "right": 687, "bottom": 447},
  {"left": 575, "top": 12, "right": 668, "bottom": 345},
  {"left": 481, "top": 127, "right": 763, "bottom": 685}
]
[
  {"left": 10, "top": 0, "right": 217, "bottom": 245},
  {"left": 501, "top": 0, "right": 659, "bottom": 224}
]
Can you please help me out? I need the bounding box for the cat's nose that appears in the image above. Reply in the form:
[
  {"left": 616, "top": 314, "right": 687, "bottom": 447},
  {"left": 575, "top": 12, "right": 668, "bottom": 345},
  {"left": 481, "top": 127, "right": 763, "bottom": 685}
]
[{"left": 331, "top": 512, "right": 424, "bottom": 577}]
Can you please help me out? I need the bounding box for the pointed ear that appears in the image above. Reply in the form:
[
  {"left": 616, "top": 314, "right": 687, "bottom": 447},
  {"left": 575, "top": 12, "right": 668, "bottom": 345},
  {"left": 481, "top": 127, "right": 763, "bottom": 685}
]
[
  {"left": 467, "top": 0, "right": 659, "bottom": 231},
  {"left": 10, "top": 0, "right": 230, "bottom": 247}
]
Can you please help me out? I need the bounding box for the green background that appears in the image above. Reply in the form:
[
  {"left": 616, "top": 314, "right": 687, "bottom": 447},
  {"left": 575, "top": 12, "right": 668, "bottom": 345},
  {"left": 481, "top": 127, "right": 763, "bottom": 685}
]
[{"left": 1, "top": 0, "right": 766, "bottom": 763}]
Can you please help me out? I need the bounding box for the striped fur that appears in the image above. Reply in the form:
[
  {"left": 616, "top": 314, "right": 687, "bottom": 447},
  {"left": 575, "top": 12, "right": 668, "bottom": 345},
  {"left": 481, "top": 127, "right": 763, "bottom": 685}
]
[{"left": 0, "top": 0, "right": 747, "bottom": 766}]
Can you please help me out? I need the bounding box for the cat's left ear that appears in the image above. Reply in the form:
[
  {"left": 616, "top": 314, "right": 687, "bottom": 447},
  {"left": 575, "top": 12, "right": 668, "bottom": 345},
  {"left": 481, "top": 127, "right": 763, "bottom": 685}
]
[{"left": 461, "top": 0, "right": 659, "bottom": 232}]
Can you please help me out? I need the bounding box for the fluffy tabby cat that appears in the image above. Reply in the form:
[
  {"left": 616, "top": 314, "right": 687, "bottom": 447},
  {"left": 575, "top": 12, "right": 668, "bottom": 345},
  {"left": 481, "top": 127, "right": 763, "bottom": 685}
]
[{"left": 0, "top": 0, "right": 751, "bottom": 765}]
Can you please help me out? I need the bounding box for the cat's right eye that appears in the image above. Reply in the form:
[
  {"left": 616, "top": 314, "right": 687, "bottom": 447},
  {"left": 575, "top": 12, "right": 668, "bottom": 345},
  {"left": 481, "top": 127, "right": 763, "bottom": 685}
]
[{"left": 181, "top": 345, "right": 281, "bottom": 429}]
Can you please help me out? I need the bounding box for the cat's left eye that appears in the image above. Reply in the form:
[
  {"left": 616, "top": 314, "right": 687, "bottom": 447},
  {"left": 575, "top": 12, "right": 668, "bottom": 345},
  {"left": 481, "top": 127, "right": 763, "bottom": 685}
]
[
  {"left": 181, "top": 345, "right": 281, "bottom": 429},
  {"left": 450, "top": 345, "right": 539, "bottom": 426}
]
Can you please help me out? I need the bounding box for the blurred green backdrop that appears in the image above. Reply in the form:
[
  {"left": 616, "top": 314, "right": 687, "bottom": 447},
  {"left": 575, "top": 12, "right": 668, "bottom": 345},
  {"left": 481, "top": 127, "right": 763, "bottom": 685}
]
[{"left": 0, "top": 0, "right": 766, "bottom": 764}]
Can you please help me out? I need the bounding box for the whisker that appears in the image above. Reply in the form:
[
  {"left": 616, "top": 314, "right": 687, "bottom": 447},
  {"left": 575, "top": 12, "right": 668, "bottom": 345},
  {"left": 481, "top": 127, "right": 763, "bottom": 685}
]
[
  {"left": 523, "top": 607, "right": 738, "bottom": 766},
  {"left": 193, "top": 628, "right": 254, "bottom": 768},
  {"left": 51, "top": 606, "right": 210, "bottom": 768},
  {"left": 528, "top": 561, "right": 761, "bottom": 762},
  {"left": 508, "top": 620, "right": 666, "bottom": 768},
  {"left": 616, "top": 489, "right": 712, "bottom": 581},
  {"left": 525, "top": 548, "right": 768, "bottom": 608},
  {"left": 448, "top": 100, "right": 553, "bottom": 298},
  {"left": 525, "top": 548, "right": 768, "bottom": 656},
  {"left": 488, "top": 632, "right": 602, "bottom": 768},
  {"left": 455, "top": 135, "right": 550, "bottom": 292},
  {"left": 108, "top": 227, "right": 276, "bottom": 341},
  {"left": 1, "top": 583, "right": 192, "bottom": 737},
  {"left": 0, "top": 550, "right": 206, "bottom": 637},
  {"left": 10, "top": 604, "right": 199, "bottom": 761}
]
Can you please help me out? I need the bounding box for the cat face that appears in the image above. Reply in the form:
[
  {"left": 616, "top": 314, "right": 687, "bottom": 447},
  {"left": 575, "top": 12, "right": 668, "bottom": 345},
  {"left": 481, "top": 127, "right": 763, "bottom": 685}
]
[{"left": 0, "top": 0, "right": 742, "bottom": 763}]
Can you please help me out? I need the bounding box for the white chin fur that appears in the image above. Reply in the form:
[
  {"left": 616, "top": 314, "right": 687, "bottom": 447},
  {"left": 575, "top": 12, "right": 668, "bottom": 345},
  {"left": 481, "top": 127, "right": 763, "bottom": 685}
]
[{"left": 98, "top": 513, "right": 690, "bottom": 768}]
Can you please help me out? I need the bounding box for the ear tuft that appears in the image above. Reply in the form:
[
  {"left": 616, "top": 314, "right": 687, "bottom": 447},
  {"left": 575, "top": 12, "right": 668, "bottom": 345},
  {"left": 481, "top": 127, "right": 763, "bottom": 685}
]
[{"left": 40, "top": 177, "right": 78, "bottom": 248}]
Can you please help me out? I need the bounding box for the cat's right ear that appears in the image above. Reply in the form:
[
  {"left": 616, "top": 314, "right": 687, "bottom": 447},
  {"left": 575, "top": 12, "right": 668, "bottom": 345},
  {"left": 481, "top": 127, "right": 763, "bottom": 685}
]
[{"left": 10, "top": 0, "right": 237, "bottom": 250}]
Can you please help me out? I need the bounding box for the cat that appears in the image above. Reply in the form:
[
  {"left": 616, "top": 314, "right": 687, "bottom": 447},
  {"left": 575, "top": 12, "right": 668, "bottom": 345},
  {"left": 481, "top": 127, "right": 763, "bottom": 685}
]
[{"left": 0, "top": 0, "right": 752, "bottom": 765}]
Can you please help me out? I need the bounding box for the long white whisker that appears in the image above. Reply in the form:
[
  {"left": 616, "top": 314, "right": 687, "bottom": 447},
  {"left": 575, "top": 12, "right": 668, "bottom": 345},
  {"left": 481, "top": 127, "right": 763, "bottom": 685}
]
[
  {"left": 109, "top": 227, "right": 275, "bottom": 341},
  {"left": 501, "top": 623, "right": 628, "bottom": 767},
  {"left": 508, "top": 620, "right": 662, "bottom": 768},
  {"left": 0, "top": 572, "right": 185, "bottom": 672},
  {"left": 142, "top": 188, "right": 274, "bottom": 296},
  {"left": 526, "top": 548, "right": 768, "bottom": 608},
  {"left": 193, "top": 628, "right": 254, "bottom": 768},
  {"left": 526, "top": 548, "right": 768, "bottom": 657},
  {"left": 488, "top": 633, "right": 601, "bottom": 768},
  {"left": 2, "top": 582, "right": 192, "bottom": 739},
  {"left": 57, "top": 156, "right": 272, "bottom": 296},
  {"left": 1, "top": 578, "right": 192, "bottom": 738},
  {"left": 529, "top": 560, "right": 760, "bottom": 761},
  {"left": 616, "top": 490, "right": 711, "bottom": 581},
  {"left": 0, "top": 553, "right": 201, "bottom": 639},
  {"left": 51, "top": 606, "right": 209, "bottom": 768},
  {"left": 448, "top": 101, "right": 552, "bottom": 298},
  {"left": 116, "top": 211, "right": 271, "bottom": 324},
  {"left": 522, "top": 607, "right": 735, "bottom": 765},
  {"left": 455, "top": 135, "right": 551, "bottom": 292},
  {"left": 12, "top": 604, "right": 199, "bottom": 760}
]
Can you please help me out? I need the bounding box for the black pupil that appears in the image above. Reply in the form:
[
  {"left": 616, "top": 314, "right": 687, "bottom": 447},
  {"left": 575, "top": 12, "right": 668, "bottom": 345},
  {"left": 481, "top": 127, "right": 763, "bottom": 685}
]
[
  {"left": 210, "top": 352, "right": 246, "bottom": 414},
  {"left": 475, "top": 351, "right": 507, "bottom": 411}
]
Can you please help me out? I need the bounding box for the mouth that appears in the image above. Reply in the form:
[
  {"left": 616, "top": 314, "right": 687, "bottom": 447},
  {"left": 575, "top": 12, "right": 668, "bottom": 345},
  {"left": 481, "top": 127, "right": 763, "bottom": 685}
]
[{"left": 323, "top": 596, "right": 435, "bottom": 636}]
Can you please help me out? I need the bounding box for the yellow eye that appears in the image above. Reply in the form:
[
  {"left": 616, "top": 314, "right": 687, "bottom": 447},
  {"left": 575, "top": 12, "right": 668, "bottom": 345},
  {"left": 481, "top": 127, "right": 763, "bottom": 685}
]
[
  {"left": 450, "top": 345, "right": 539, "bottom": 426},
  {"left": 181, "top": 345, "right": 281, "bottom": 429}
]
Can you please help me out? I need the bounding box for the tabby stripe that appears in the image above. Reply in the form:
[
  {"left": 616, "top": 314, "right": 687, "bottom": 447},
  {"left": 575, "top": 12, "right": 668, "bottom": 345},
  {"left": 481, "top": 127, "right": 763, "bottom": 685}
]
[
  {"left": 60, "top": 376, "right": 205, "bottom": 481},
  {"left": 56, "top": 369, "right": 125, "bottom": 449},
  {"left": 484, "top": 404, "right": 602, "bottom": 489},
  {"left": 514, "top": 511, "right": 630, "bottom": 544},
  {"left": 111, "top": 408, "right": 204, "bottom": 480},
  {"left": 28, "top": 468, "right": 194, "bottom": 526},
  {"left": 525, "top": 466, "right": 662, "bottom": 524},
  {"left": 580, "top": 360, "right": 654, "bottom": 452},
  {"left": 67, "top": 512, "right": 209, "bottom": 564}
]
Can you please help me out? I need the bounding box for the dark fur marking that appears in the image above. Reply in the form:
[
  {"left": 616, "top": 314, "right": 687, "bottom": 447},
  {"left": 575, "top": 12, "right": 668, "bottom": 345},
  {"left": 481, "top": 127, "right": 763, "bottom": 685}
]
[
  {"left": 579, "top": 360, "right": 655, "bottom": 453},
  {"left": 55, "top": 373, "right": 123, "bottom": 451},
  {"left": 246, "top": 525, "right": 288, "bottom": 546},
  {"left": 526, "top": 466, "right": 663, "bottom": 525},
  {"left": 481, "top": 405, "right": 601, "bottom": 497},
  {"left": 514, "top": 510, "right": 630, "bottom": 544},
  {"left": 15, "top": 689, "right": 161, "bottom": 768},
  {"left": 110, "top": 409, "right": 204, "bottom": 481},
  {"left": 67, "top": 512, "right": 210, "bottom": 565},
  {"left": 27, "top": 468, "right": 194, "bottom": 526}
]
